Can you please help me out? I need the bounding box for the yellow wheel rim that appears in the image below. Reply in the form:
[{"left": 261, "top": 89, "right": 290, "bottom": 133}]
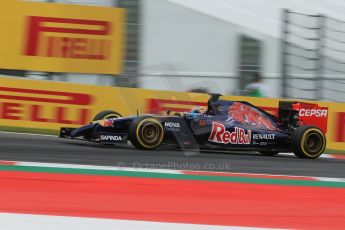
[
  {"left": 136, "top": 118, "right": 164, "bottom": 149},
  {"left": 300, "top": 128, "right": 326, "bottom": 158}
]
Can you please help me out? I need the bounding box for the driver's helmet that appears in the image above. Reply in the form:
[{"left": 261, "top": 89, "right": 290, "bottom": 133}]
[{"left": 190, "top": 106, "right": 207, "bottom": 116}]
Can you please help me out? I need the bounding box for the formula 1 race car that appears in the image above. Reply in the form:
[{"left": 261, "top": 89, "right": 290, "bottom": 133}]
[{"left": 60, "top": 94, "right": 328, "bottom": 159}]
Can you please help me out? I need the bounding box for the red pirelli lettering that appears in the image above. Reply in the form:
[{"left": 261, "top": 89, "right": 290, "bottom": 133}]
[
  {"left": 2, "top": 103, "right": 22, "bottom": 120},
  {"left": 0, "top": 87, "right": 92, "bottom": 125},
  {"left": 335, "top": 112, "right": 345, "bottom": 142},
  {"left": 24, "top": 16, "right": 111, "bottom": 60},
  {"left": 0, "top": 87, "right": 92, "bottom": 105}
]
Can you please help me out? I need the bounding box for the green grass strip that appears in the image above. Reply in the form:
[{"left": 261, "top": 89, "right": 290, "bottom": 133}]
[
  {"left": 0, "top": 165, "right": 344, "bottom": 188},
  {"left": 0, "top": 126, "right": 58, "bottom": 135},
  {"left": 324, "top": 149, "right": 345, "bottom": 155}
]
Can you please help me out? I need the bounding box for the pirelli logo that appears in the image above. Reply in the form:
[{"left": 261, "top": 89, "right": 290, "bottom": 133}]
[
  {"left": 24, "top": 16, "right": 112, "bottom": 60},
  {"left": 0, "top": 87, "right": 93, "bottom": 125}
]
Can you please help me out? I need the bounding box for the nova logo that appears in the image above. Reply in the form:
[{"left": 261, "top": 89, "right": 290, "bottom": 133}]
[
  {"left": 24, "top": 16, "right": 112, "bottom": 60},
  {"left": 208, "top": 122, "right": 251, "bottom": 145},
  {"left": 164, "top": 122, "right": 180, "bottom": 128},
  {"left": 100, "top": 135, "right": 122, "bottom": 141}
]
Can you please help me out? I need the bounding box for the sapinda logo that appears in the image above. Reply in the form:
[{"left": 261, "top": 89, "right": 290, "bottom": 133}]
[
  {"left": 24, "top": 16, "right": 112, "bottom": 60},
  {"left": 0, "top": 86, "right": 92, "bottom": 125},
  {"left": 100, "top": 135, "right": 122, "bottom": 141},
  {"left": 299, "top": 109, "right": 328, "bottom": 117},
  {"left": 208, "top": 122, "right": 251, "bottom": 145}
]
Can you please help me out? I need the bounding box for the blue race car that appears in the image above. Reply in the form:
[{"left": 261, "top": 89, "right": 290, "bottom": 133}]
[{"left": 60, "top": 94, "right": 327, "bottom": 159}]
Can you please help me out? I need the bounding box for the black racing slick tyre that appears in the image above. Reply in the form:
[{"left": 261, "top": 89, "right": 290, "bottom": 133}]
[
  {"left": 129, "top": 117, "right": 164, "bottom": 150},
  {"left": 292, "top": 126, "right": 326, "bottom": 159},
  {"left": 259, "top": 151, "right": 279, "bottom": 156},
  {"left": 92, "top": 110, "right": 122, "bottom": 121}
]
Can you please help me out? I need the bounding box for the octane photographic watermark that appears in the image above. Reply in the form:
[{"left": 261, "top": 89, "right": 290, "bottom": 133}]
[{"left": 114, "top": 161, "right": 231, "bottom": 171}]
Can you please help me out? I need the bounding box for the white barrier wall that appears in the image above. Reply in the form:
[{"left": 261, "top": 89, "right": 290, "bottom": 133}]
[
  {"left": 139, "top": 0, "right": 281, "bottom": 96},
  {"left": 140, "top": 0, "right": 345, "bottom": 99}
]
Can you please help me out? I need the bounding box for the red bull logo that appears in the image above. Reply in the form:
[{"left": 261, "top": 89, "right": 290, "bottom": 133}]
[{"left": 208, "top": 122, "right": 251, "bottom": 145}]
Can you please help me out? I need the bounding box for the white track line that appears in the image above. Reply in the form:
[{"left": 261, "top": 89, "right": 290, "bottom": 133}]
[
  {"left": 279, "top": 152, "right": 334, "bottom": 159},
  {"left": 0, "top": 213, "right": 278, "bottom": 230},
  {"left": 15, "top": 161, "right": 183, "bottom": 174}
]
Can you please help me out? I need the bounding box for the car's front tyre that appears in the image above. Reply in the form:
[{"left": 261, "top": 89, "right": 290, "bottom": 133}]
[{"left": 129, "top": 117, "right": 164, "bottom": 150}]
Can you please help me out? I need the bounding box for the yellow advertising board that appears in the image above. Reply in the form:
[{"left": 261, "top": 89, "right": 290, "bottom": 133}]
[
  {"left": 0, "top": 76, "right": 344, "bottom": 151},
  {"left": 0, "top": 1, "right": 125, "bottom": 74},
  {"left": 0, "top": 76, "right": 207, "bottom": 131}
]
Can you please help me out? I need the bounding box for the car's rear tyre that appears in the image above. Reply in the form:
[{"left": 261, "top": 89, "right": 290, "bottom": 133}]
[
  {"left": 129, "top": 117, "right": 164, "bottom": 150},
  {"left": 292, "top": 126, "right": 326, "bottom": 159},
  {"left": 92, "top": 110, "right": 122, "bottom": 121},
  {"left": 259, "top": 151, "right": 279, "bottom": 156}
]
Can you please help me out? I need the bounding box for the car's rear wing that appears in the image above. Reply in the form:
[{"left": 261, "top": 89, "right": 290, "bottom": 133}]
[{"left": 279, "top": 101, "right": 328, "bottom": 133}]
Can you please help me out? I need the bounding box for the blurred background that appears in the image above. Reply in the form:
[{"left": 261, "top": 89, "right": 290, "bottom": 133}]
[{"left": 3, "top": 0, "right": 345, "bottom": 102}]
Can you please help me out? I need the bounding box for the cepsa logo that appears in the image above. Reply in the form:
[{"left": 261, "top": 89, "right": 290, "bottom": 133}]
[
  {"left": 24, "top": 16, "right": 112, "bottom": 60},
  {"left": 208, "top": 122, "right": 251, "bottom": 145},
  {"left": 0, "top": 87, "right": 92, "bottom": 125},
  {"left": 299, "top": 109, "right": 328, "bottom": 117}
]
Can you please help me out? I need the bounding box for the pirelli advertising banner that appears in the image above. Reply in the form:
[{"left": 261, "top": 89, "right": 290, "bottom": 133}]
[
  {"left": 1, "top": 76, "right": 345, "bottom": 151},
  {"left": 0, "top": 76, "right": 209, "bottom": 131},
  {"left": 0, "top": 1, "right": 125, "bottom": 74}
]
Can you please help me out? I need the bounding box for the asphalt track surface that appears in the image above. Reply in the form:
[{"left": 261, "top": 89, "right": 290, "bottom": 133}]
[{"left": 0, "top": 132, "right": 344, "bottom": 178}]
